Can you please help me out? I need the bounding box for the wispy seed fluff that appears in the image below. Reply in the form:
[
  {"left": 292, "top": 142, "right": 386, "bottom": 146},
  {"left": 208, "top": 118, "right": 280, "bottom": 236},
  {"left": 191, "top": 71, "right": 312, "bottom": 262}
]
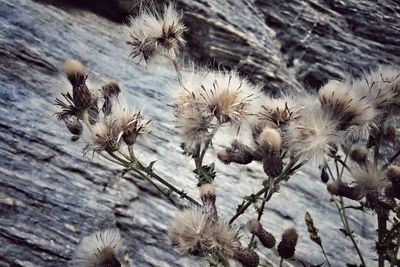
[
  {"left": 127, "top": 4, "right": 186, "bottom": 62},
  {"left": 350, "top": 66, "right": 400, "bottom": 116},
  {"left": 73, "top": 229, "right": 125, "bottom": 267},
  {"left": 285, "top": 105, "right": 338, "bottom": 163},
  {"left": 319, "top": 79, "right": 377, "bottom": 141},
  {"left": 86, "top": 118, "right": 123, "bottom": 153},
  {"left": 168, "top": 209, "right": 239, "bottom": 258},
  {"left": 351, "top": 162, "right": 388, "bottom": 197},
  {"left": 257, "top": 127, "right": 282, "bottom": 152},
  {"left": 172, "top": 69, "right": 258, "bottom": 148}
]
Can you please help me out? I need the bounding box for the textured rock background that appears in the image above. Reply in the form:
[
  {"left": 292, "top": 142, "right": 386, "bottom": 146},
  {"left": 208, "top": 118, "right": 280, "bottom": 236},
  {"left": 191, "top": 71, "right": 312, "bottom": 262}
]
[{"left": 0, "top": 0, "right": 399, "bottom": 266}]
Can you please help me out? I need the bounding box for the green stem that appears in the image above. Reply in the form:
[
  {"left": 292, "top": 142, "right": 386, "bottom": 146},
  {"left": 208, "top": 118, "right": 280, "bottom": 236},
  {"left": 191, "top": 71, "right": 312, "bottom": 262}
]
[
  {"left": 377, "top": 211, "right": 387, "bottom": 267},
  {"left": 137, "top": 163, "right": 201, "bottom": 207},
  {"left": 319, "top": 242, "right": 331, "bottom": 267},
  {"left": 339, "top": 197, "right": 366, "bottom": 267},
  {"left": 229, "top": 159, "right": 300, "bottom": 224}
]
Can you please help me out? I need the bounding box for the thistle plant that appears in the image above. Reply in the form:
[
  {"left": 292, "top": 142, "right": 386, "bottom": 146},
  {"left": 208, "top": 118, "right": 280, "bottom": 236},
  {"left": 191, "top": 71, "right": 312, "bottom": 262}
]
[{"left": 52, "top": 3, "right": 400, "bottom": 267}]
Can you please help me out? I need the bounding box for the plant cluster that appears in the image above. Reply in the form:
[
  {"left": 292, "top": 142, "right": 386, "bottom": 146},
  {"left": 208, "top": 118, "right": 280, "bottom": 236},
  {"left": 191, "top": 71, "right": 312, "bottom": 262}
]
[{"left": 53, "top": 3, "right": 400, "bottom": 267}]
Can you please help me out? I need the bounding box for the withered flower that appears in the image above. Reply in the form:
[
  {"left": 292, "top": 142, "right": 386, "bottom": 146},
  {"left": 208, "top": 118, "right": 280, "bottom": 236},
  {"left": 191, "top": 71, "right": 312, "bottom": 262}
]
[{"left": 101, "top": 81, "right": 121, "bottom": 116}]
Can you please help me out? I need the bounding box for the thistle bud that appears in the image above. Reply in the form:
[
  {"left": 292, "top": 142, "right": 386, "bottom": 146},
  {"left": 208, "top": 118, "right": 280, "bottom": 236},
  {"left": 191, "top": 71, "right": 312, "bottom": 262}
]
[
  {"left": 277, "top": 228, "right": 298, "bottom": 259},
  {"left": 63, "top": 59, "right": 92, "bottom": 110},
  {"left": 247, "top": 219, "right": 276, "bottom": 248},
  {"left": 63, "top": 116, "right": 83, "bottom": 136},
  {"left": 320, "top": 166, "right": 329, "bottom": 183},
  {"left": 327, "top": 181, "right": 362, "bottom": 200},
  {"left": 350, "top": 148, "right": 368, "bottom": 164},
  {"left": 200, "top": 183, "right": 218, "bottom": 221},
  {"left": 233, "top": 247, "right": 260, "bottom": 267},
  {"left": 263, "top": 153, "right": 283, "bottom": 178}
]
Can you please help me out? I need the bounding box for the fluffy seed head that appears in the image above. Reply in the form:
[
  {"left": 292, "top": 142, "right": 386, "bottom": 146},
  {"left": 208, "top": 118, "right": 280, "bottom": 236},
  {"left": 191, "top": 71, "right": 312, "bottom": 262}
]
[
  {"left": 258, "top": 127, "right": 281, "bottom": 151},
  {"left": 127, "top": 4, "right": 186, "bottom": 62},
  {"left": 351, "top": 163, "right": 388, "bottom": 197},
  {"left": 113, "top": 108, "right": 151, "bottom": 146},
  {"left": 199, "top": 70, "right": 258, "bottom": 124},
  {"left": 319, "top": 79, "right": 377, "bottom": 141},
  {"left": 168, "top": 209, "right": 238, "bottom": 258},
  {"left": 285, "top": 106, "right": 338, "bottom": 164},
  {"left": 73, "top": 229, "right": 124, "bottom": 267}
]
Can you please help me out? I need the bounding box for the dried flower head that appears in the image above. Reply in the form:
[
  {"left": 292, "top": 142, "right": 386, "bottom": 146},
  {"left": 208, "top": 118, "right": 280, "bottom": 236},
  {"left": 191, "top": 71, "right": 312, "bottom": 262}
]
[
  {"left": 168, "top": 209, "right": 238, "bottom": 258},
  {"left": 285, "top": 106, "right": 338, "bottom": 163},
  {"left": 256, "top": 95, "right": 302, "bottom": 130},
  {"left": 277, "top": 228, "right": 298, "bottom": 259},
  {"left": 86, "top": 119, "right": 123, "bottom": 153},
  {"left": 217, "top": 141, "right": 260, "bottom": 165},
  {"left": 55, "top": 60, "right": 98, "bottom": 124},
  {"left": 127, "top": 4, "right": 186, "bottom": 62},
  {"left": 114, "top": 108, "right": 151, "bottom": 147},
  {"left": 319, "top": 79, "right": 377, "bottom": 141},
  {"left": 387, "top": 165, "right": 400, "bottom": 182},
  {"left": 350, "top": 147, "right": 368, "bottom": 164},
  {"left": 73, "top": 229, "right": 124, "bottom": 267}
]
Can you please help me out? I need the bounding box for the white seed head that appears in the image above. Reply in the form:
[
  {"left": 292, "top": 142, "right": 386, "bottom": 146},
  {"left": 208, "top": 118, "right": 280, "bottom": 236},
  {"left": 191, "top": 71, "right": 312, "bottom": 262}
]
[
  {"left": 168, "top": 209, "right": 238, "bottom": 258},
  {"left": 258, "top": 127, "right": 281, "bottom": 151},
  {"left": 351, "top": 162, "right": 388, "bottom": 196},
  {"left": 127, "top": 4, "right": 186, "bottom": 62},
  {"left": 285, "top": 106, "right": 338, "bottom": 164},
  {"left": 87, "top": 118, "right": 123, "bottom": 153},
  {"left": 73, "top": 229, "right": 125, "bottom": 267}
]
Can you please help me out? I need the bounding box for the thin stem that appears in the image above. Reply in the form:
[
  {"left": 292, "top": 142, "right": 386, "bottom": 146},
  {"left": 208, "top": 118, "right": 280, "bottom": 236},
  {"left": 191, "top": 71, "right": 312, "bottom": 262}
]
[
  {"left": 377, "top": 211, "right": 387, "bottom": 267},
  {"left": 107, "top": 152, "right": 130, "bottom": 166},
  {"left": 132, "top": 167, "right": 179, "bottom": 208},
  {"left": 279, "top": 257, "right": 284, "bottom": 267},
  {"left": 199, "top": 122, "right": 221, "bottom": 165},
  {"left": 382, "top": 148, "right": 400, "bottom": 169},
  {"left": 339, "top": 197, "right": 367, "bottom": 267},
  {"left": 171, "top": 58, "right": 184, "bottom": 87},
  {"left": 137, "top": 163, "right": 201, "bottom": 207},
  {"left": 320, "top": 243, "right": 331, "bottom": 267},
  {"left": 99, "top": 152, "right": 126, "bottom": 166}
]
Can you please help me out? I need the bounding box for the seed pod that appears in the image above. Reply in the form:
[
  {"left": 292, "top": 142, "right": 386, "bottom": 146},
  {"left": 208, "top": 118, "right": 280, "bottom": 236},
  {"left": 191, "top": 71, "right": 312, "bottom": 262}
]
[
  {"left": 327, "top": 182, "right": 362, "bottom": 200},
  {"left": 263, "top": 152, "right": 283, "bottom": 178},
  {"left": 200, "top": 183, "right": 218, "bottom": 222},
  {"left": 304, "top": 212, "right": 321, "bottom": 246},
  {"left": 233, "top": 247, "right": 260, "bottom": 267},
  {"left": 63, "top": 116, "right": 83, "bottom": 135},
  {"left": 247, "top": 219, "right": 276, "bottom": 248},
  {"left": 277, "top": 228, "right": 298, "bottom": 259}
]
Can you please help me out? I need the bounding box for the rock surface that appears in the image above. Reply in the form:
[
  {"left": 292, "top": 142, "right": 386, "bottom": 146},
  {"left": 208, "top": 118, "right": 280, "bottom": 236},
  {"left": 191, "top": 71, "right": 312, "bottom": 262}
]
[{"left": 0, "top": 0, "right": 399, "bottom": 267}]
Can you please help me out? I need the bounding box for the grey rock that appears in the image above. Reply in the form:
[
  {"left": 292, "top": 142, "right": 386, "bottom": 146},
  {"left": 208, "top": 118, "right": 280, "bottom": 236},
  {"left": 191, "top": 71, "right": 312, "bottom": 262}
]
[{"left": 0, "top": 0, "right": 399, "bottom": 267}]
